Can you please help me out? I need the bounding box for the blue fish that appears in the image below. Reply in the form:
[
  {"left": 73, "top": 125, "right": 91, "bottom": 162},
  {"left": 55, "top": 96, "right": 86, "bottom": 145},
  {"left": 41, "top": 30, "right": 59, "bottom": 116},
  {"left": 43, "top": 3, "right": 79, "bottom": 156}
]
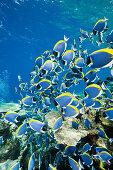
[
  {"left": 29, "top": 71, "right": 37, "bottom": 78},
  {"left": 44, "top": 97, "right": 51, "bottom": 106},
  {"left": 3, "top": 111, "right": 20, "bottom": 123},
  {"left": 84, "top": 69, "right": 98, "bottom": 83},
  {"left": 35, "top": 57, "right": 43, "bottom": 68},
  {"left": 29, "top": 85, "right": 36, "bottom": 93},
  {"left": 65, "top": 80, "right": 73, "bottom": 88},
  {"left": 74, "top": 57, "right": 85, "bottom": 68},
  {"left": 21, "top": 96, "right": 37, "bottom": 107},
  {"left": 63, "top": 145, "right": 77, "bottom": 157},
  {"left": 86, "top": 48, "right": 113, "bottom": 69},
  {"left": 15, "top": 122, "right": 28, "bottom": 137},
  {"left": 72, "top": 119, "right": 79, "bottom": 129},
  {"left": 93, "top": 18, "right": 108, "bottom": 35},
  {"left": 80, "top": 28, "right": 91, "bottom": 41},
  {"left": 64, "top": 105, "right": 79, "bottom": 117},
  {"left": 9, "top": 162, "right": 20, "bottom": 170},
  {"left": 106, "top": 30, "right": 113, "bottom": 44},
  {"left": 83, "top": 97, "right": 94, "bottom": 108},
  {"left": 54, "top": 92, "right": 73, "bottom": 108},
  {"left": 81, "top": 153, "right": 93, "bottom": 166},
  {"left": 85, "top": 84, "right": 102, "bottom": 99},
  {"left": 61, "top": 50, "right": 75, "bottom": 65},
  {"left": 74, "top": 71, "right": 84, "bottom": 79},
  {"left": 60, "top": 83, "right": 67, "bottom": 92},
  {"left": 98, "top": 128, "right": 109, "bottom": 139},
  {"left": 36, "top": 79, "right": 51, "bottom": 91},
  {"left": 53, "top": 35, "right": 69, "bottom": 58},
  {"left": 29, "top": 119, "right": 46, "bottom": 134},
  {"left": 84, "top": 117, "right": 92, "bottom": 129},
  {"left": 70, "top": 98, "right": 79, "bottom": 107},
  {"left": 55, "top": 152, "right": 62, "bottom": 165},
  {"left": 101, "top": 82, "right": 112, "bottom": 99},
  {"left": 55, "top": 143, "right": 66, "bottom": 151},
  {"left": 64, "top": 72, "right": 74, "bottom": 80},
  {"left": 28, "top": 153, "right": 35, "bottom": 170},
  {"left": 104, "top": 108, "right": 113, "bottom": 120},
  {"left": 52, "top": 117, "right": 63, "bottom": 131},
  {"left": 40, "top": 60, "right": 55, "bottom": 74},
  {"left": 30, "top": 75, "right": 41, "bottom": 85},
  {"left": 71, "top": 66, "right": 80, "bottom": 74},
  {"left": 95, "top": 146, "right": 110, "bottom": 154},
  {"left": 19, "top": 83, "right": 27, "bottom": 91},
  {"left": 55, "top": 65, "right": 63, "bottom": 73},
  {"left": 52, "top": 75, "right": 58, "bottom": 85},
  {"left": 68, "top": 157, "right": 80, "bottom": 170},
  {"left": 99, "top": 151, "right": 112, "bottom": 163},
  {"left": 42, "top": 50, "right": 50, "bottom": 58},
  {"left": 0, "top": 136, "right": 4, "bottom": 146},
  {"left": 82, "top": 143, "right": 91, "bottom": 153},
  {"left": 92, "top": 99, "right": 103, "bottom": 109}
]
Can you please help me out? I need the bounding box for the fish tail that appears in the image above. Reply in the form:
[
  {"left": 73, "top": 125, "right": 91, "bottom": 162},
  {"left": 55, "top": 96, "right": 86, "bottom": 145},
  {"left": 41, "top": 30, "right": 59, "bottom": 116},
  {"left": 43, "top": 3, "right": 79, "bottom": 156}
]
[{"left": 64, "top": 35, "right": 69, "bottom": 41}]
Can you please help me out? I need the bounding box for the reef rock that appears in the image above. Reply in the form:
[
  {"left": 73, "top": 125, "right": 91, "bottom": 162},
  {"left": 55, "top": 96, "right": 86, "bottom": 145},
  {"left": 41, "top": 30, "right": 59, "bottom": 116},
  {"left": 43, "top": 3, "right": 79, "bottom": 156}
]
[
  {"left": 45, "top": 110, "right": 99, "bottom": 146},
  {"left": 0, "top": 114, "right": 28, "bottom": 169}
]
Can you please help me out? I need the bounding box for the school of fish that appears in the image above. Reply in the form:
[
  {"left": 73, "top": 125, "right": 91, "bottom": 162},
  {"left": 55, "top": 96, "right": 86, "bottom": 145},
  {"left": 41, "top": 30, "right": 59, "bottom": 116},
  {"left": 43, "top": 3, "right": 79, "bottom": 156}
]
[{"left": 1, "top": 18, "right": 113, "bottom": 170}]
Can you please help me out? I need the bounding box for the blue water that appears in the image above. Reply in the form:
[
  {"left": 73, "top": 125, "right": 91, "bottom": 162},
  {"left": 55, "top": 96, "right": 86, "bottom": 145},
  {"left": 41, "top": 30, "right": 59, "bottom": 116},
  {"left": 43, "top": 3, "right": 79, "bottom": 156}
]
[{"left": 0, "top": 0, "right": 113, "bottom": 103}]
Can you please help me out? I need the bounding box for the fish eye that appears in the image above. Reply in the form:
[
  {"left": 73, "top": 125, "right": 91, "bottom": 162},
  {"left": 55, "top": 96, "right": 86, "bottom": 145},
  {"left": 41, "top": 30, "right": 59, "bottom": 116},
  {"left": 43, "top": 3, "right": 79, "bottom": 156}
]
[
  {"left": 93, "top": 30, "right": 97, "bottom": 35},
  {"left": 86, "top": 56, "right": 91, "bottom": 66},
  {"left": 42, "top": 69, "right": 46, "bottom": 75},
  {"left": 54, "top": 100, "right": 58, "bottom": 106},
  {"left": 39, "top": 73, "right": 43, "bottom": 77},
  {"left": 42, "top": 125, "right": 47, "bottom": 131},
  {"left": 84, "top": 91, "right": 87, "bottom": 97},
  {"left": 37, "top": 84, "right": 41, "bottom": 89},
  {"left": 33, "top": 97, "right": 37, "bottom": 102},
  {"left": 17, "top": 116, "right": 21, "bottom": 121},
  {"left": 61, "top": 60, "right": 66, "bottom": 65},
  {"left": 53, "top": 51, "right": 58, "bottom": 58},
  {"left": 27, "top": 123, "right": 29, "bottom": 127}
]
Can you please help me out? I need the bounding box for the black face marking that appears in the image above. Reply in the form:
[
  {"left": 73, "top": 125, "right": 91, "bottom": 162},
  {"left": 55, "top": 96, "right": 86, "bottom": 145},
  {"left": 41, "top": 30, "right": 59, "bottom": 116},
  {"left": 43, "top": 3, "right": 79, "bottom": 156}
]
[
  {"left": 53, "top": 51, "right": 58, "bottom": 58},
  {"left": 54, "top": 100, "right": 58, "bottom": 106},
  {"left": 84, "top": 91, "right": 87, "bottom": 97},
  {"left": 84, "top": 77, "right": 88, "bottom": 82},
  {"left": 33, "top": 97, "right": 37, "bottom": 102},
  {"left": 93, "top": 30, "right": 97, "bottom": 35},
  {"left": 61, "top": 60, "right": 66, "bottom": 65},
  {"left": 16, "top": 116, "right": 21, "bottom": 121},
  {"left": 86, "top": 56, "right": 91, "bottom": 66},
  {"left": 37, "top": 84, "right": 41, "bottom": 90},
  {"left": 42, "top": 69, "right": 46, "bottom": 75},
  {"left": 42, "top": 125, "right": 47, "bottom": 131}
]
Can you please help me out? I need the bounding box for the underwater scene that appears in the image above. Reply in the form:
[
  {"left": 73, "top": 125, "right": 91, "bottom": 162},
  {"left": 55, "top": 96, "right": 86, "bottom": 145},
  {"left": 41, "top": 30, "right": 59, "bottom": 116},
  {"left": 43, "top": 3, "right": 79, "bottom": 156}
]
[{"left": 1, "top": 0, "right": 113, "bottom": 169}]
